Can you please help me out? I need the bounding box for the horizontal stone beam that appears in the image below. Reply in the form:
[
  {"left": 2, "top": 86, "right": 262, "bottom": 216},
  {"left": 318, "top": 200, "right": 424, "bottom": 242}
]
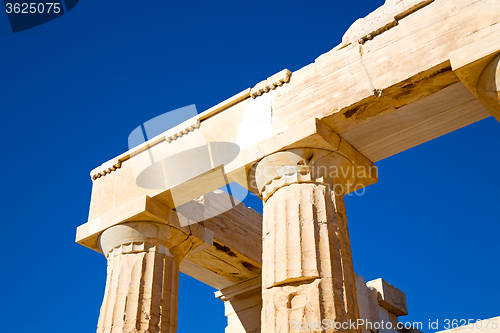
[
  {"left": 87, "top": 117, "right": 377, "bottom": 223},
  {"left": 86, "top": 1, "right": 500, "bottom": 224}
]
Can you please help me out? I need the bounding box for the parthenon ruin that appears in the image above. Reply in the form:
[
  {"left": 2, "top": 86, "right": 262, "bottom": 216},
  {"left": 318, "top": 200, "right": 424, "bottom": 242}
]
[{"left": 76, "top": 0, "right": 500, "bottom": 332}]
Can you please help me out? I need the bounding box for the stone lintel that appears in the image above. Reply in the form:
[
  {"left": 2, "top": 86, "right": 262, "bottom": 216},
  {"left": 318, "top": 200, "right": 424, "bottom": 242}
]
[
  {"left": 87, "top": 0, "right": 500, "bottom": 201},
  {"left": 87, "top": 116, "right": 377, "bottom": 225},
  {"left": 90, "top": 88, "right": 252, "bottom": 181},
  {"left": 366, "top": 278, "right": 408, "bottom": 317}
]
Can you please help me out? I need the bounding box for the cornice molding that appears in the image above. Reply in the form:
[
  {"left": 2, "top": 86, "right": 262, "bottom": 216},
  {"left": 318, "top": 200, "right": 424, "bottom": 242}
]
[
  {"left": 89, "top": 69, "right": 293, "bottom": 181},
  {"left": 90, "top": 120, "right": 201, "bottom": 181}
]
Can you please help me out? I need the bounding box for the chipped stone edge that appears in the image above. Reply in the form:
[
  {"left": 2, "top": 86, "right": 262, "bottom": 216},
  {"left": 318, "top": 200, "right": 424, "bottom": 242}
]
[{"left": 353, "top": 0, "right": 435, "bottom": 45}]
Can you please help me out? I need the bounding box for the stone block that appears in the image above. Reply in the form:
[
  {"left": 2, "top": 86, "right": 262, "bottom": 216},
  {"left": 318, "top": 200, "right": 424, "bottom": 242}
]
[{"left": 366, "top": 278, "right": 408, "bottom": 316}]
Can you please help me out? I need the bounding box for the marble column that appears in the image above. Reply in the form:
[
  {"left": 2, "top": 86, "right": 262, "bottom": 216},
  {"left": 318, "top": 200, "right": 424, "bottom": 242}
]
[
  {"left": 250, "top": 148, "right": 362, "bottom": 333},
  {"left": 95, "top": 221, "right": 197, "bottom": 333}
]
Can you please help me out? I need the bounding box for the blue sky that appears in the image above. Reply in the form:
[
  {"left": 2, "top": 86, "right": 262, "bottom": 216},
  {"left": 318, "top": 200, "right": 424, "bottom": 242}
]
[{"left": 0, "top": 1, "right": 498, "bottom": 332}]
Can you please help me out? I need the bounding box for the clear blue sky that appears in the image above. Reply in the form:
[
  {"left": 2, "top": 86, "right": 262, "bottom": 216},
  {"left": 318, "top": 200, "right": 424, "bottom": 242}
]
[{"left": 0, "top": 1, "right": 498, "bottom": 332}]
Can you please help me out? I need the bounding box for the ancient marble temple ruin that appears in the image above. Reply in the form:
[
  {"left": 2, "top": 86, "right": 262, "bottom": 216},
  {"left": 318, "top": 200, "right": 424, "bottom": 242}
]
[{"left": 76, "top": 0, "right": 500, "bottom": 332}]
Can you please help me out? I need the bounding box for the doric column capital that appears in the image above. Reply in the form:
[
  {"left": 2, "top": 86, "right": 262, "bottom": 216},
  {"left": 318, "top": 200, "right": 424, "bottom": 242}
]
[
  {"left": 98, "top": 221, "right": 196, "bottom": 263},
  {"left": 249, "top": 148, "right": 359, "bottom": 201},
  {"left": 478, "top": 53, "right": 500, "bottom": 122}
]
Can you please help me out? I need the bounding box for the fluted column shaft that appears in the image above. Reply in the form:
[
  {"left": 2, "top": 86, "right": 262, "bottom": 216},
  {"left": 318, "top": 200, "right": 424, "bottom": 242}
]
[
  {"left": 96, "top": 222, "right": 196, "bottom": 333},
  {"left": 251, "top": 149, "right": 361, "bottom": 333},
  {"left": 262, "top": 183, "right": 359, "bottom": 333}
]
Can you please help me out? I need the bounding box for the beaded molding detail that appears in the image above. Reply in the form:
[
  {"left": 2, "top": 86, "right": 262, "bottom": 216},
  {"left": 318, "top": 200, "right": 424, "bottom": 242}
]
[
  {"left": 91, "top": 160, "right": 122, "bottom": 180},
  {"left": 106, "top": 242, "right": 170, "bottom": 259},
  {"left": 251, "top": 69, "right": 291, "bottom": 99},
  {"left": 90, "top": 119, "right": 201, "bottom": 181},
  {"left": 165, "top": 119, "right": 201, "bottom": 143}
]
